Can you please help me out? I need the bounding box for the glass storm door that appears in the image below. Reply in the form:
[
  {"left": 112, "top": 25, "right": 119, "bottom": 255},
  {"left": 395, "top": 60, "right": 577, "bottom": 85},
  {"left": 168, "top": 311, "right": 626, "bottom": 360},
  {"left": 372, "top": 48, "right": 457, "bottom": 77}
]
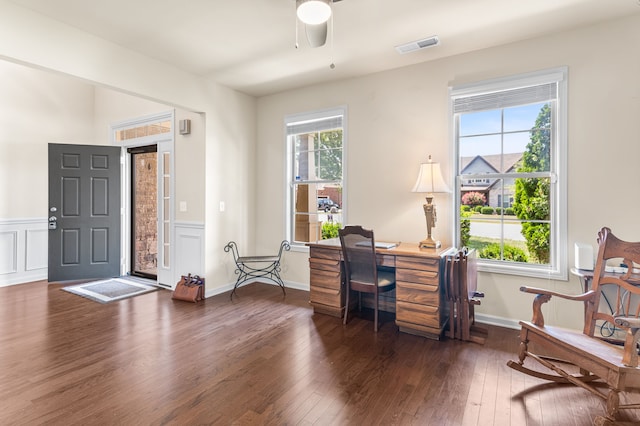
[{"left": 129, "top": 145, "right": 158, "bottom": 279}]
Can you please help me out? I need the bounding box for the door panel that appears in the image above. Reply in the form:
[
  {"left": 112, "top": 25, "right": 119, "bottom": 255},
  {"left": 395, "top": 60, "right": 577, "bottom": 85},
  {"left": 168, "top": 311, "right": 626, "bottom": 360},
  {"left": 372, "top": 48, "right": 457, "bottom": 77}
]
[{"left": 48, "top": 143, "right": 121, "bottom": 282}]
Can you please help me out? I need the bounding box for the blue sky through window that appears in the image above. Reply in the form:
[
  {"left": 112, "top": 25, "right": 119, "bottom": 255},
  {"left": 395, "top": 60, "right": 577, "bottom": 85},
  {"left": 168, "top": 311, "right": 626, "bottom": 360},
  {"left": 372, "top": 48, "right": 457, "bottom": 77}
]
[{"left": 459, "top": 102, "right": 546, "bottom": 157}]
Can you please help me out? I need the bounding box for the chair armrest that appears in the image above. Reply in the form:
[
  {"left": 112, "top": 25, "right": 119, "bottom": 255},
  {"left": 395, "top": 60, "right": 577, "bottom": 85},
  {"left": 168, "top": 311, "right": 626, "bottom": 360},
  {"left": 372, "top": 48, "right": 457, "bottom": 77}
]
[
  {"left": 519, "top": 286, "right": 597, "bottom": 327},
  {"left": 615, "top": 316, "right": 640, "bottom": 367},
  {"left": 520, "top": 286, "right": 596, "bottom": 301},
  {"left": 615, "top": 316, "right": 640, "bottom": 329}
]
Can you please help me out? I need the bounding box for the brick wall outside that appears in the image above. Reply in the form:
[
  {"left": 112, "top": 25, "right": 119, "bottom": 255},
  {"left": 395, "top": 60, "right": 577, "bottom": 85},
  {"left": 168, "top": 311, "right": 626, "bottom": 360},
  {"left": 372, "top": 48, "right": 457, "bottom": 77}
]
[
  {"left": 318, "top": 186, "right": 342, "bottom": 207},
  {"left": 134, "top": 152, "right": 157, "bottom": 274}
]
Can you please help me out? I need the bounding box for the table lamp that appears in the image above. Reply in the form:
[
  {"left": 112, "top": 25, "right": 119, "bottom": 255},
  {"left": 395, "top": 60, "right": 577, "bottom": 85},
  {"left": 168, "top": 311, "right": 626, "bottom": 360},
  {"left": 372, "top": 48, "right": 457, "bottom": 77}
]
[{"left": 412, "top": 155, "right": 450, "bottom": 249}]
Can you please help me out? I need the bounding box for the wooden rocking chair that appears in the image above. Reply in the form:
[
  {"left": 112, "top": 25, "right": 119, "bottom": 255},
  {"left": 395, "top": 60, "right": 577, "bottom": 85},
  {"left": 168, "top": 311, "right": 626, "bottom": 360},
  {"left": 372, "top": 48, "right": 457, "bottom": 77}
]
[{"left": 507, "top": 227, "right": 640, "bottom": 424}]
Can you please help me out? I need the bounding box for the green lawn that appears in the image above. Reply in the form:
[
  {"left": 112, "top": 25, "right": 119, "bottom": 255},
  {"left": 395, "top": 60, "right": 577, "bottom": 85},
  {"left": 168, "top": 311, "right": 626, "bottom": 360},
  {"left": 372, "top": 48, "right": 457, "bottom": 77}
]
[{"left": 466, "top": 236, "right": 532, "bottom": 262}]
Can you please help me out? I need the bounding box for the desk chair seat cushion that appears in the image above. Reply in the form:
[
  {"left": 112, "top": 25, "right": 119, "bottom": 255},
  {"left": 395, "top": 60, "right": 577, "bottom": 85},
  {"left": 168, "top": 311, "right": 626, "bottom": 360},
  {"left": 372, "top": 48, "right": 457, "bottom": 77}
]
[
  {"left": 350, "top": 269, "right": 395, "bottom": 288},
  {"left": 377, "top": 270, "right": 395, "bottom": 288}
]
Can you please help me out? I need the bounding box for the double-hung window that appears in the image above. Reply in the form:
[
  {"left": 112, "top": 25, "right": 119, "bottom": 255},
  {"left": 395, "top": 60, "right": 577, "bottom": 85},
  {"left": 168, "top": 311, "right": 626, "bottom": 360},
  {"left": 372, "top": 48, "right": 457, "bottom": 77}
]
[
  {"left": 285, "top": 107, "right": 346, "bottom": 247},
  {"left": 450, "top": 68, "right": 567, "bottom": 279}
]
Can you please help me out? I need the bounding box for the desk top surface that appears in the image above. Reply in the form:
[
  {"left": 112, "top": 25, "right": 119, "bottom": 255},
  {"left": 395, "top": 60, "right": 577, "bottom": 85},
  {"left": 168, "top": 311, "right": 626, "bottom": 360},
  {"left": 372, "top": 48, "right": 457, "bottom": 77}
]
[
  {"left": 307, "top": 238, "right": 453, "bottom": 258},
  {"left": 571, "top": 267, "right": 640, "bottom": 286}
]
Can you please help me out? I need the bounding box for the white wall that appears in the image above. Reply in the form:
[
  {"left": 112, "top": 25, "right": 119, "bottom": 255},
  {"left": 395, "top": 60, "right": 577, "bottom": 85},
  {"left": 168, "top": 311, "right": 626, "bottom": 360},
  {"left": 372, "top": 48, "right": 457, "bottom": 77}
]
[
  {"left": 256, "top": 14, "right": 640, "bottom": 330},
  {"left": 0, "top": 61, "right": 100, "bottom": 286},
  {"left": 0, "top": 0, "right": 256, "bottom": 292},
  {"left": 93, "top": 87, "right": 206, "bottom": 224},
  {"left": 0, "top": 60, "right": 96, "bottom": 219}
]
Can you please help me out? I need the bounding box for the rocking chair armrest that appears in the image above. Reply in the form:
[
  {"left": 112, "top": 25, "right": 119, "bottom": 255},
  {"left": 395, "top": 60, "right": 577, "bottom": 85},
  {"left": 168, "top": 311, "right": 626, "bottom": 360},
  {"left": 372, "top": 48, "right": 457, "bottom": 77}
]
[
  {"left": 614, "top": 316, "right": 640, "bottom": 329},
  {"left": 614, "top": 316, "right": 640, "bottom": 367},
  {"left": 520, "top": 287, "right": 597, "bottom": 327},
  {"left": 520, "top": 286, "right": 596, "bottom": 302}
]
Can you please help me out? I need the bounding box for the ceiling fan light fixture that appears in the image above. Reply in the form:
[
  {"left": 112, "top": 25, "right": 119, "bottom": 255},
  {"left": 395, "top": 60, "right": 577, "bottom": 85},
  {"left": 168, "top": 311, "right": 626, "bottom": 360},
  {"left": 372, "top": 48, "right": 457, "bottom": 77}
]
[
  {"left": 296, "top": 0, "right": 332, "bottom": 25},
  {"left": 395, "top": 35, "right": 440, "bottom": 54},
  {"left": 305, "top": 22, "right": 328, "bottom": 47}
]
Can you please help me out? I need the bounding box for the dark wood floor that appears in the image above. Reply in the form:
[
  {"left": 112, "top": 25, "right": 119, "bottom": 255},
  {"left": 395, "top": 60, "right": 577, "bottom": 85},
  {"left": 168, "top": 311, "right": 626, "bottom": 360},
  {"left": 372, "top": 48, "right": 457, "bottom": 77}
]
[{"left": 1, "top": 281, "right": 639, "bottom": 425}]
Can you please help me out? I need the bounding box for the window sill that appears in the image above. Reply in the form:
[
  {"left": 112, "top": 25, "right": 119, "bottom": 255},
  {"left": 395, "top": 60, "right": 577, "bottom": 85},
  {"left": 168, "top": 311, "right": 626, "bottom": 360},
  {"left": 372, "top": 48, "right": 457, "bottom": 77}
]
[{"left": 478, "top": 260, "right": 568, "bottom": 281}]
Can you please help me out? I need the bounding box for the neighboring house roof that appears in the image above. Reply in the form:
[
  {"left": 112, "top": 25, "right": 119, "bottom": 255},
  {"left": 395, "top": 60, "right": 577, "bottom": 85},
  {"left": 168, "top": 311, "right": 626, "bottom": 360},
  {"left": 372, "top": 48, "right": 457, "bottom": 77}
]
[{"left": 461, "top": 153, "right": 522, "bottom": 174}]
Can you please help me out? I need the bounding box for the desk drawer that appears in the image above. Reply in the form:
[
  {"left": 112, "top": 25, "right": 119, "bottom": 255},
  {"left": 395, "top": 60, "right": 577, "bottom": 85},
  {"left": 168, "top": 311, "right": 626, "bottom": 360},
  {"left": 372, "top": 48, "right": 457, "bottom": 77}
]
[
  {"left": 310, "top": 268, "right": 341, "bottom": 290},
  {"left": 396, "top": 268, "right": 439, "bottom": 285},
  {"left": 377, "top": 254, "right": 395, "bottom": 268},
  {"left": 396, "top": 301, "right": 440, "bottom": 329},
  {"left": 310, "top": 284, "right": 343, "bottom": 308},
  {"left": 309, "top": 257, "right": 341, "bottom": 273},
  {"left": 396, "top": 281, "right": 438, "bottom": 305},
  {"left": 396, "top": 256, "right": 440, "bottom": 271},
  {"left": 310, "top": 247, "right": 341, "bottom": 261}
]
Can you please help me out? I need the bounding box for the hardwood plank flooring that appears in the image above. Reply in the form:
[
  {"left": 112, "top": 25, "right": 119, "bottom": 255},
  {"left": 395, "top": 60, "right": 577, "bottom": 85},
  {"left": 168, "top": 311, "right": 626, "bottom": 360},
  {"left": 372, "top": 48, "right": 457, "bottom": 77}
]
[{"left": 0, "top": 281, "right": 639, "bottom": 425}]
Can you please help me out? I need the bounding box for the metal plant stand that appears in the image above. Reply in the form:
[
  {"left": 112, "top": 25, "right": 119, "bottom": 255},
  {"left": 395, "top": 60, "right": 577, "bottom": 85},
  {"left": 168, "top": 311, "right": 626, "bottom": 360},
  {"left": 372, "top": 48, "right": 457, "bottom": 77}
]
[{"left": 224, "top": 240, "right": 290, "bottom": 299}]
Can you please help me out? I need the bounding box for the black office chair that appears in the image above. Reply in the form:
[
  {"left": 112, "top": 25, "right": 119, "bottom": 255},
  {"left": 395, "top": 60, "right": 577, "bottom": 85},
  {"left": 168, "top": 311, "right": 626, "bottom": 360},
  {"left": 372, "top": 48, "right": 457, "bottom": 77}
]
[{"left": 338, "top": 225, "right": 396, "bottom": 332}]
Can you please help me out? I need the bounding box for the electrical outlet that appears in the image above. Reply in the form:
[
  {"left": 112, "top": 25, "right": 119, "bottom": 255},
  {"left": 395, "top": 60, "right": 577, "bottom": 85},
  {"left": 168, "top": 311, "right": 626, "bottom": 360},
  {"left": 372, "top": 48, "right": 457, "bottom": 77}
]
[{"left": 219, "top": 201, "right": 225, "bottom": 212}]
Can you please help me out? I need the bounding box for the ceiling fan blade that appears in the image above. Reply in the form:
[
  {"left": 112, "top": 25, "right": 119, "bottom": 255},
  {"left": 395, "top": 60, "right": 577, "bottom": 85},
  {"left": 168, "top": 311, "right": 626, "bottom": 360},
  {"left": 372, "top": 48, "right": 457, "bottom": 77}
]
[{"left": 305, "top": 22, "right": 328, "bottom": 48}]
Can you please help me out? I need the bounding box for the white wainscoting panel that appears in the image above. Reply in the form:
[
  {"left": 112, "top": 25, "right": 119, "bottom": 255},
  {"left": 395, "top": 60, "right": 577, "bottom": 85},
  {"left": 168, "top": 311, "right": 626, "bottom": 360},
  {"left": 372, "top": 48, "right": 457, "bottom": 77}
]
[
  {"left": 26, "top": 229, "right": 48, "bottom": 270},
  {"left": 0, "top": 218, "right": 48, "bottom": 286},
  {"left": 173, "top": 222, "right": 204, "bottom": 290},
  {"left": 0, "top": 231, "right": 17, "bottom": 274}
]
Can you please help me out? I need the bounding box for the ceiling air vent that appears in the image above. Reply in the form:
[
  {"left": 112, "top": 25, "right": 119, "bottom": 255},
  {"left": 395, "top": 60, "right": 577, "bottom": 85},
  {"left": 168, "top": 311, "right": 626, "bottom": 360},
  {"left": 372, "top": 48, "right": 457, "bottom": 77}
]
[{"left": 395, "top": 35, "right": 440, "bottom": 54}]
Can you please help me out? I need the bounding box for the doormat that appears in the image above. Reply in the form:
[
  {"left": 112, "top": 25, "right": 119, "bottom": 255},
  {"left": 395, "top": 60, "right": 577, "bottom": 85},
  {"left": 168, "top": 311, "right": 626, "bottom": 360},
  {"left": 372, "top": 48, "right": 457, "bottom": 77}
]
[{"left": 62, "top": 277, "right": 159, "bottom": 304}]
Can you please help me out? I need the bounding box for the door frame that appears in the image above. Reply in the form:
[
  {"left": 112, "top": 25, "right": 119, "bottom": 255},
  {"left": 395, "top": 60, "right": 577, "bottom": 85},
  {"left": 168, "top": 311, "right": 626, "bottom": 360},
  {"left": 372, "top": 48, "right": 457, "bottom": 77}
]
[
  {"left": 111, "top": 110, "right": 175, "bottom": 287},
  {"left": 128, "top": 144, "right": 158, "bottom": 280}
]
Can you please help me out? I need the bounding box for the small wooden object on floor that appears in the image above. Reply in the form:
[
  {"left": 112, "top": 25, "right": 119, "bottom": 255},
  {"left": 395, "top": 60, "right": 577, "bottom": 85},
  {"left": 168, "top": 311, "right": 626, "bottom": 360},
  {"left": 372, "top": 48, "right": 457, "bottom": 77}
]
[{"left": 445, "top": 248, "right": 487, "bottom": 344}]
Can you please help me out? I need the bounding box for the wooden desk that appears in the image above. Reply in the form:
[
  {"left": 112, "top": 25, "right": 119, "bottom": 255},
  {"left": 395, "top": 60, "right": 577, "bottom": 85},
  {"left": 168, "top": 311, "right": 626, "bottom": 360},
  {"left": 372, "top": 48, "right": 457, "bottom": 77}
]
[
  {"left": 307, "top": 239, "right": 452, "bottom": 339},
  {"left": 571, "top": 267, "right": 640, "bottom": 292}
]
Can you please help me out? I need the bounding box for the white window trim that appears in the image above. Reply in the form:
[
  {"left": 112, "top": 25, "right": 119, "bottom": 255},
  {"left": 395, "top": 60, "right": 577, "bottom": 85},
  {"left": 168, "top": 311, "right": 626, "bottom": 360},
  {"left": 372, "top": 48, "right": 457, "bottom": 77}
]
[
  {"left": 284, "top": 106, "right": 348, "bottom": 251},
  {"left": 449, "top": 68, "right": 568, "bottom": 280}
]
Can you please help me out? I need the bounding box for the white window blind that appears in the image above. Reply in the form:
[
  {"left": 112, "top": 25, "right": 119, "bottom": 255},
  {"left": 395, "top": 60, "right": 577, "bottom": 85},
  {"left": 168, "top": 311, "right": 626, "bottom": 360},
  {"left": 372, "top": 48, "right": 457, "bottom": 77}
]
[
  {"left": 286, "top": 115, "right": 343, "bottom": 136},
  {"left": 453, "top": 83, "right": 557, "bottom": 114}
]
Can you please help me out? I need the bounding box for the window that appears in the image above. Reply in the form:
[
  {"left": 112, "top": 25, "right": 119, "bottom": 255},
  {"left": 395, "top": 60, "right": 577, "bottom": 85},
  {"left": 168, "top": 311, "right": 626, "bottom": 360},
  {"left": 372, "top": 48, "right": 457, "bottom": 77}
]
[
  {"left": 451, "top": 68, "right": 567, "bottom": 279},
  {"left": 285, "top": 107, "right": 346, "bottom": 247}
]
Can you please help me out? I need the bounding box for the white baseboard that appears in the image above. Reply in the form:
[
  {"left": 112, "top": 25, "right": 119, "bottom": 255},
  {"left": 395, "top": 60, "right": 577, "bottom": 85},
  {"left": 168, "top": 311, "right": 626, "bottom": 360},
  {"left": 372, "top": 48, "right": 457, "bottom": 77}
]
[
  {"left": 203, "top": 279, "right": 309, "bottom": 299},
  {"left": 475, "top": 313, "right": 521, "bottom": 330}
]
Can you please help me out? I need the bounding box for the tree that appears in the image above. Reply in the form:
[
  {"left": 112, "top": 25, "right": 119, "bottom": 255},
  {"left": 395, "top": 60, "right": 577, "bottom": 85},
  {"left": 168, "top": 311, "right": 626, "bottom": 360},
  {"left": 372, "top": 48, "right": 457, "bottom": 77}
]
[
  {"left": 314, "top": 130, "right": 342, "bottom": 180},
  {"left": 513, "top": 104, "right": 551, "bottom": 263}
]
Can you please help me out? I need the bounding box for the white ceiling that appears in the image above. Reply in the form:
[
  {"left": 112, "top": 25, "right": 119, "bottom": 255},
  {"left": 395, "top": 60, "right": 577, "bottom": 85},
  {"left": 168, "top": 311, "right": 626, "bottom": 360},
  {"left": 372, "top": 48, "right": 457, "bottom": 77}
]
[{"left": 7, "top": 0, "right": 640, "bottom": 97}]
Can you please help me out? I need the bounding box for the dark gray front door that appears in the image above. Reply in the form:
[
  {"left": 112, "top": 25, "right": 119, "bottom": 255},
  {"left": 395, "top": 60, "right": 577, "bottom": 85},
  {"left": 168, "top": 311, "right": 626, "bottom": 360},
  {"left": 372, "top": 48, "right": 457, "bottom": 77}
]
[{"left": 48, "top": 143, "right": 121, "bottom": 282}]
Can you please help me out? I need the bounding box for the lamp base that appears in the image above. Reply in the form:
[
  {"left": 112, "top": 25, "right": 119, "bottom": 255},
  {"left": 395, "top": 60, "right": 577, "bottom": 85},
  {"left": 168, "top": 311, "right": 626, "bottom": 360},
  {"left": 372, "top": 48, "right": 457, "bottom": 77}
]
[{"left": 419, "top": 238, "right": 441, "bottom": 249}]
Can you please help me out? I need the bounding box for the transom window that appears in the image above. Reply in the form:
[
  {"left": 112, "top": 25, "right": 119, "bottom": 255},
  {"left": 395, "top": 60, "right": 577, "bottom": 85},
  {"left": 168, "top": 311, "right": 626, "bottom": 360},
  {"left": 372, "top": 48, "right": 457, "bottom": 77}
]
[
  {"left": 450, "top": 68, "right": 567, "bottom": 279},
  {"left": 285, "top": 107, "right": 346, "bottom": 247}
]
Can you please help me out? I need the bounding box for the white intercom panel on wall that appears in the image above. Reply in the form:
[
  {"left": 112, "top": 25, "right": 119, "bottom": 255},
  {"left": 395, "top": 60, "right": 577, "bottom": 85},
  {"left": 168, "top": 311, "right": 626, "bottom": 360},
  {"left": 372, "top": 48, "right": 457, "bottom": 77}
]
[{"left": 179, "top": 119, "right": 191, "bottom": 135}]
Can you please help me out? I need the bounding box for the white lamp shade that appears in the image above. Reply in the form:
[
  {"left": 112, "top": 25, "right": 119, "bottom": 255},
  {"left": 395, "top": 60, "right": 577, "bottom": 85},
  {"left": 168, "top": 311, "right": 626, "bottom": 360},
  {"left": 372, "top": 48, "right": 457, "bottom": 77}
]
[
  {"left": 412, "top": 162, "right": 450, "bottom": 194},
  {"left": 296, "top": 0, "right": 332, "bottom": 25}
]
